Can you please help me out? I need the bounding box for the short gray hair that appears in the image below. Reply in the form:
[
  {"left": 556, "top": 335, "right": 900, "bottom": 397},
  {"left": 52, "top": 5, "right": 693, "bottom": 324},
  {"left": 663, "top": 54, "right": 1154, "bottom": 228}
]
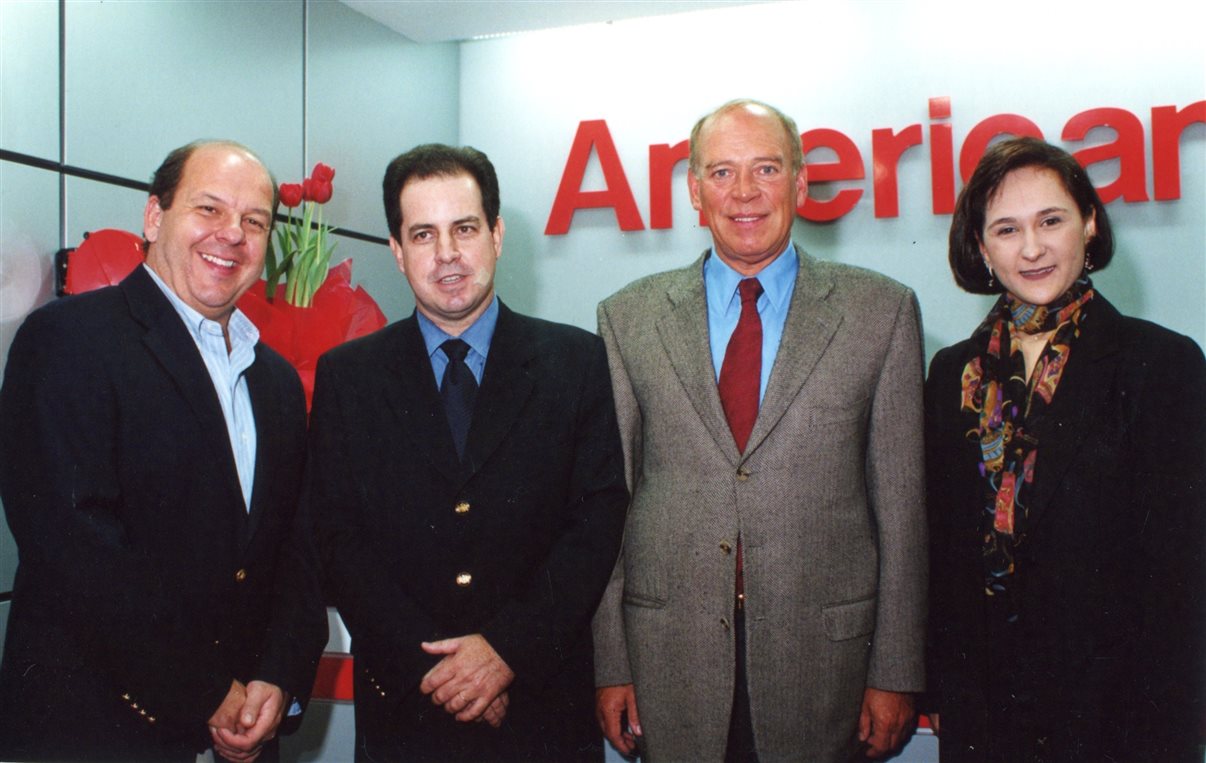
[{"left": 688, "top": 99, "right": 803, "bottom": 177}]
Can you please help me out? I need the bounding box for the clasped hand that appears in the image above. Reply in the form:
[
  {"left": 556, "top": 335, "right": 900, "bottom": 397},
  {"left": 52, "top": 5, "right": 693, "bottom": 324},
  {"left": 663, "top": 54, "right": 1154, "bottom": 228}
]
[
  {"left": 420, "top": 633, "right": 514, "bottom": 728},
  {"left": 207, "top": 679, "right": 288, "bottom": 763}
]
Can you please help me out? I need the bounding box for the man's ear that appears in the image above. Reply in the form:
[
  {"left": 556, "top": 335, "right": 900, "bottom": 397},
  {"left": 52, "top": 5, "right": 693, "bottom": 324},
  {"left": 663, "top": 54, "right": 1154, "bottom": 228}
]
[
  {"left": 144, "top": 196, "right": 164, "bottom": 244},
  {"left": 688, "top": 170, "right": 702, "bottom": 212},
  {"left": 793, "top": 163, "right": 808, "bottom": 209},
  {"left": 491, "top": 216, "right": 505, "bottom": 261},
  {"left": 388, "top": 236, "right": 406, "bottom": 274}
]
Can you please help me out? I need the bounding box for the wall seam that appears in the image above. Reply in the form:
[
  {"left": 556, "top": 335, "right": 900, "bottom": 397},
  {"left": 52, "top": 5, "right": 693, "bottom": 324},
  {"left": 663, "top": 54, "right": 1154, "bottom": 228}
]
[
  {"left": 57, "top": 0, "right": 66, "bottom": 250},
  {"left": 302, "top": 0, "right": 309, "bottom": 177}
]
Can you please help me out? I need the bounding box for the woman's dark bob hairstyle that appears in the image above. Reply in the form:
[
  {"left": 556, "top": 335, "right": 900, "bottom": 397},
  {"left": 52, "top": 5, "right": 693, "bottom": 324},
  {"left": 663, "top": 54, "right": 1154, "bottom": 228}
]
[{"left": 948, "top": 136, "right": 1114, "bottom": 295}]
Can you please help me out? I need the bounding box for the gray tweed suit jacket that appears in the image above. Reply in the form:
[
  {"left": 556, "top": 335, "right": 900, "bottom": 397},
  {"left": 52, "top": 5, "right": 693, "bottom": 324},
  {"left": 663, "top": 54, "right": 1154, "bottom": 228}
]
[{"left": 591, "top": 247, "right": 927, "bottom": 762}]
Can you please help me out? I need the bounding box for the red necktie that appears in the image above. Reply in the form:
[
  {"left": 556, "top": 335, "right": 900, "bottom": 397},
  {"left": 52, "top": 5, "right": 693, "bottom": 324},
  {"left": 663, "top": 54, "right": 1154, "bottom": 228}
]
[
  {"left": 718, "top": 278, "right": 763, "bottom": 453},
  {"left": 718, "top": 278, "right": 762, "bottom": 611}
]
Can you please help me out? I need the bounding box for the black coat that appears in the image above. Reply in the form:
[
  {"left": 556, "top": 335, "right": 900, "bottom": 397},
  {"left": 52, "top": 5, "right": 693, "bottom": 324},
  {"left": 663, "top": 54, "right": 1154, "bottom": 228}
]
[
  {"left": 925, "top": 294, "right": 1205, "bottom": 762},
  {"left": 305, "top": 302, "right": 628, "bottom": 762},
  {"left": 0, "top": 266, "right": 325, "bottom": 761}
]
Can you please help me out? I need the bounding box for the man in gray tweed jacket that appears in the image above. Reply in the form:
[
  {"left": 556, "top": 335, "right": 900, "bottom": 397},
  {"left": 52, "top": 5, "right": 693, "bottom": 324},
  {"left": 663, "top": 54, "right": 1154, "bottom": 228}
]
[{"left": 592, "top": 99, "right": 926, "bottom": 762}]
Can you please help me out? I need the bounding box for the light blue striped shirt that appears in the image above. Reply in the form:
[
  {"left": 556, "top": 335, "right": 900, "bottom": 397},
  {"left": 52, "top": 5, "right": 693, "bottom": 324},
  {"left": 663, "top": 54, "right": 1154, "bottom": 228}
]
[
  {"left": 704, "top": 244, "right": 799, "bottom": 403},
  {"left": 143, "top": 265, "right": 258, "bottom": 511}
]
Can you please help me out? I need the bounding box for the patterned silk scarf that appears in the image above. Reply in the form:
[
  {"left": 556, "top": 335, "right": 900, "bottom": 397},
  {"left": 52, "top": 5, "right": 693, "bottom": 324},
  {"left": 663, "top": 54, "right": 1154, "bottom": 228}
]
[{"left": 959, "top": 278, "right": 1095, "bottom": 609}]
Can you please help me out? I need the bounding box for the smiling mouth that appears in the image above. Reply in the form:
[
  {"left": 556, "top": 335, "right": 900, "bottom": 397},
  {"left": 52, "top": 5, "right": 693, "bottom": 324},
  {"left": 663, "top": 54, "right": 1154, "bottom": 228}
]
[
  {"left": 731, "top": 215, "right": 763, "bottom": 224},
  {"left": 1020, "top": 266, "right": 1055, "bottom": 278},
  {"left": 201, "top": 253, "right": 237, "bottom": 269},
  {"left": 436, "top": 274, "right": 467, "bottom": 285}
]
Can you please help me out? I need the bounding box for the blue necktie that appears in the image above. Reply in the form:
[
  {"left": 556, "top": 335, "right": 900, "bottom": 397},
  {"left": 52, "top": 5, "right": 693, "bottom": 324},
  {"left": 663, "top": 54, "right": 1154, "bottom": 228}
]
[{"left": 440, "top": 339, "right": 478, "bottom": 460}]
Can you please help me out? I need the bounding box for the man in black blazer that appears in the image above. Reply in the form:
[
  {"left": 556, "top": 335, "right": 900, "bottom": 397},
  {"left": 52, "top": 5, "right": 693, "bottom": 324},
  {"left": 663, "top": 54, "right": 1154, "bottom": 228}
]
[
  {"left": 0, "top": 141, "right": 326, "bottom": 761},
  {"left": 305, "top": 144, "right": 628, "bottom": 761}
]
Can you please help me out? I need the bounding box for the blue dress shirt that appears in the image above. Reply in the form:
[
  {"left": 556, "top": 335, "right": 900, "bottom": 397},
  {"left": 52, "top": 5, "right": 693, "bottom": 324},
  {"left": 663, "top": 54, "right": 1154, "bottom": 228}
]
[
  {"left": 704, "top": 244, "right": 799, "bottom": 403},
  {"left": 417, "top": 296, "right": 500, "bottom": 387}
]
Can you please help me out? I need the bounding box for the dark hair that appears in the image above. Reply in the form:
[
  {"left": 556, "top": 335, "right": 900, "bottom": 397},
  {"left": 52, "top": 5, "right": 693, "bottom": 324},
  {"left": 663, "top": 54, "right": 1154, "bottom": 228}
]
[
  {"left": 949, "top": 136, "right": 1114, "bottom": 294},
  {"left": 145, "top": 140, "right": 278, "bottom": 250},
  {"left": 689, "top": 99, "right": 804, "bottom": 177},
  {"left": 382, "top": 144, "right": 500, "bottom": 241}
]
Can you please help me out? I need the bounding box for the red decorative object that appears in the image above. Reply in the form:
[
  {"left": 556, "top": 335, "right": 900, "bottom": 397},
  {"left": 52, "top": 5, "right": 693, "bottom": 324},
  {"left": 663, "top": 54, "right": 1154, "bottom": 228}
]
[
  {"left": 312, "top": 654, "right": 356, "bottom": 702},
  {"left": 63, "top": 229, "right": 144, "bottom": 294},
  {"left": 269, "top": 161, "right": 338, "bottom": 307},
  {"left": 302, "top": 177, "right": 333, "bottom": 204},
  {"left": 61, "top": 229, "right": 387, "bottom": 412},
  {"left": 305, "top": 163, "right": 336, "bottom": 203},
  {"left": 310, "top": 162, "right": 335, "bottom": 183},
  {"left": 237, "top": 258, "right": 385, "bottom": 410},
  {"left": 279, "top": 182, "right": 304, "bottom": 208}
]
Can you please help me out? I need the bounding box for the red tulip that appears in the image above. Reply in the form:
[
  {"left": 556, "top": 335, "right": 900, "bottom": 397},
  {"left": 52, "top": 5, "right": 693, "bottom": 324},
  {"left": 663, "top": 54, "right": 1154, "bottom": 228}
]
[
  {"left": 311, "top": 180, "right": 333, "bottom": 204},
  {"left": 311, "top": 162, "right": 335, "bottom": 183},
  {"left": 279, "top": 182, "right": 304, "bottom": 208},
  {"left": 303, "top": 178, "right": 333, "bottom": 204}
]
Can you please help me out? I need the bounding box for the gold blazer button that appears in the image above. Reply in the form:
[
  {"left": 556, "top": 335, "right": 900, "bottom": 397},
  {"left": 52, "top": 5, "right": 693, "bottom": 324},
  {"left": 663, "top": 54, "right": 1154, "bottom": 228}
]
[
  {"left": 234, "top": 568, "right": 247, "bottom": 582},
  {"left": 454, "top": 501, "right": 470, "bottom": 514},
  {"left": 455, "top": 572, "right": 473, "bottom": 587}
]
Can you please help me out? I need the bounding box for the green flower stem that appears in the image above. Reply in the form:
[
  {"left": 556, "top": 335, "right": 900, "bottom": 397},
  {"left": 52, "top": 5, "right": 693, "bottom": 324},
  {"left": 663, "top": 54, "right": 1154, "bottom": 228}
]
[{"left": 273, "top": 200, "right": 337, "bottom": 308}]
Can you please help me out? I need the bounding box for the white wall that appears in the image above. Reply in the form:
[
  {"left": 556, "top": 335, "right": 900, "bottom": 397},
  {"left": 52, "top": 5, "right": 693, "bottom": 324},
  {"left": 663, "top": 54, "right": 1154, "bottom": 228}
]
[{"left": 458, "top": 0, "right": 1205, "bottom": 361}]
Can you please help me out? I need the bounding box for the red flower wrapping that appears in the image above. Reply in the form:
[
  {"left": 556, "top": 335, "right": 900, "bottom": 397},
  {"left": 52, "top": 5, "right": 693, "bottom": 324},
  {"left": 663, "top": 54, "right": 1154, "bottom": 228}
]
[{"left": 237, "top": 259, "right": 386, "bottom": 410}]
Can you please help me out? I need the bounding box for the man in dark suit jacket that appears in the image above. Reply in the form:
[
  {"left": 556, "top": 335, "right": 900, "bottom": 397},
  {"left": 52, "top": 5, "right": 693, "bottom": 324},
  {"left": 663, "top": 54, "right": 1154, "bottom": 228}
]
[
  {"left": 305, "top": 144, "right": 628, "bottom": 761},
  {"left": 0, "top": 141, "right": 326, "bottom": 762}
]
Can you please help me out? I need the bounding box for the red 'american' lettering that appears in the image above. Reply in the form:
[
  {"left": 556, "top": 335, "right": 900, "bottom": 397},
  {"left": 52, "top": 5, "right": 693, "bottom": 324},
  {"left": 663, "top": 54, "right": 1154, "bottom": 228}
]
[{"left": 544, "top": 97, "right": 1204, "bottom": 234}]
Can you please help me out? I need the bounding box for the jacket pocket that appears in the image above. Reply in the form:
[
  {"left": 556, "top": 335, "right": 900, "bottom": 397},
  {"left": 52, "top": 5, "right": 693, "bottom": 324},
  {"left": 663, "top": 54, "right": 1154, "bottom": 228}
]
[
  {"left": 822, "top": 596, "right": 876, "bottom": 641},
  {"left": 622, "top": 589, "right": 667, "bottom": 608},
  {"left": 800, "top": 395, "right": 869, "bottom": 424}
]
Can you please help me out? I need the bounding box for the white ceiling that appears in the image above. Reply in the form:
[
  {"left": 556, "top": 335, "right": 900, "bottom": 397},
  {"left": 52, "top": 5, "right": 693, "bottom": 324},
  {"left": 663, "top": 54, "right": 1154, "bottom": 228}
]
[{"left": 340, "top": 0, "right": 768, "bottom": 44}]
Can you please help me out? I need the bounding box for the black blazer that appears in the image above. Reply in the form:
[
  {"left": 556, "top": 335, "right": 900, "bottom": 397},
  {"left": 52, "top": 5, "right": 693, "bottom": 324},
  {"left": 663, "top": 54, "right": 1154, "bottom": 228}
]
[
  {"left": 925, "top": 294, "right": 1205, "bottom": 762},
  {"left": 0, "top": 267, "right": 325, "bottom": 761},
  {"left": 305, "top": 302, "right": 628, "bottom": 762}
]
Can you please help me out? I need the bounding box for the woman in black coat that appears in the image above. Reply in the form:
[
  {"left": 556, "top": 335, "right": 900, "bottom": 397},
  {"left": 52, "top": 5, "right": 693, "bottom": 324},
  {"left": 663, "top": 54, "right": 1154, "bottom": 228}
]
[{"left": 925, "top": 137, "right": 1204, "bottom": 762}]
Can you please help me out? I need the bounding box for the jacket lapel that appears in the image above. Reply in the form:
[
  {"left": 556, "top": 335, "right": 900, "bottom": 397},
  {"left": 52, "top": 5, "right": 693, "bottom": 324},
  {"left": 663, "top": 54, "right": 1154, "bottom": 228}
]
[
  {"left": 122, "top": 267, "right": 245, "bottom": 521},
  {"left": 379, "top": 308, "right": 539, "bottom": 488},
  {"left": 461, "top": 302, "right": 536, "bottom": 480},
  {"left": 379, "top": 318, "right": 464, "bottom": 486},
  {"left": 1023, "top": 297, "right": 1123, "bottom": 527},
  {"left": 656, "top": 253, "right": 741, "bottom": 464},
  {"left": 242, "top": 353, "right": 279, "bottom": 546},
  {"left": 745, "top": 249, "right": 842, "bottom": 456}
]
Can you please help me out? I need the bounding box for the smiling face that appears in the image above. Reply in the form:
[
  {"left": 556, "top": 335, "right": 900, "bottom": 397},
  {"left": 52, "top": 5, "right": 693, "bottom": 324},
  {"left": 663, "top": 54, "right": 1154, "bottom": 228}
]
[
  {"left": 688, "top": 105, "right": 807, "bottom": 276},
  {"left": 979, "top": 166, "right": 1096, "bottom": 306},
  {"left": 143, "top": 145, "right": 274, "bottom": 327},
  {"left": 389, "top": 172, "right": 503, "bottom": 335}
]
